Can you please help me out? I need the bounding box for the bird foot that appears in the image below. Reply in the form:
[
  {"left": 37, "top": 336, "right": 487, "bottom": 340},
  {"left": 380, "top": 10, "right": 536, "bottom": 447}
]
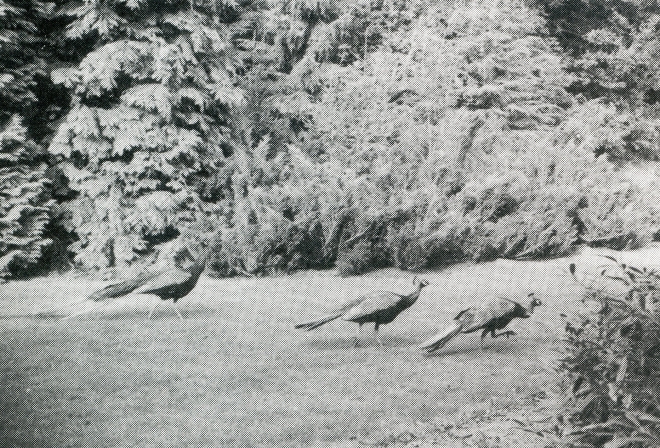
[{"left": 503, "top": 330, "right": 516, "bottom": 338}]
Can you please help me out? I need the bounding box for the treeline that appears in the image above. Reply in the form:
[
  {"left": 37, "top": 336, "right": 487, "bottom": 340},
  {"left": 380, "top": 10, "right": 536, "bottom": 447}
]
[{"left": 2, "top": 0, "right": 660, "bottom": 279}]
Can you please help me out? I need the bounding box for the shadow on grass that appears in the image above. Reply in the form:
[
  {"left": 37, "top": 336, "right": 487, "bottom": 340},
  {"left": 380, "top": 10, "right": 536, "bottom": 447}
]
[
  {"left": 421, "top": 337, "right": 538, "bottom": 357},
  {"left": 114, "top": 305, "right": 217, "bottom": 321},
  {"left": 0, "top": 312, "right": 65, "bottom": 320},
  {"left": 32, "top": 312, "right": 65, "bottom": 320},
  {"left": 303, "top": 334, "right": 419, "bottom": 350},
  {"left": 22, "top": 304, "right": 219, "bottom": 321}
]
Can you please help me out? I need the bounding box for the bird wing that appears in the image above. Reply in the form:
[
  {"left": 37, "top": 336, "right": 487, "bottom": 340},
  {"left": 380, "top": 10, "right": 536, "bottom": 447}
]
[
  {"left": 341, "top": 291, "right": 402, "bottom": 320},
  {"left": 460, "top": 298, "right": 518, "bottom": 332},
  {"left": 334, "top": 296, "right": 367, "bottom": 314},
  {"left": 132, "top": 269, "right": 194, "bottom": 295}
]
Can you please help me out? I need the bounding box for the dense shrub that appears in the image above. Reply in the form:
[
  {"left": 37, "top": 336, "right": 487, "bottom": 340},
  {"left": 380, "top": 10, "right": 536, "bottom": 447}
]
[
  {"left": 211, "top": 0, "right": 660, "bottom": 276},
  {"left": 559, "top": 256, "right": 660, "bottom": 447},
  {"left": 336, "top": 240, "right": 373, "bottom": 277},
  {"left": 542, "top": 0, "right": 660, "bottom": 161},
  {"left": 3, "top": 0, "right": 660, "bottom": 278}
]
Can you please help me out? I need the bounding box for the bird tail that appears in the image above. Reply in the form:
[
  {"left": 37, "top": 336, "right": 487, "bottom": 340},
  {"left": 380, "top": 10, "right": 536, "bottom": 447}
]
[
  {"left": 58, "top": 274, "right": 150, "bottom": 320},
  {"left": 87, "top": 275, "right": 147, "bottom": 302},
  {"left": 60, "top": 301, "right": 105, "bottom": 320},
  {"left": 419, "top": 322, "right": 463, "bottom": 352},
  {"left": 294, "top": 313, "right": 342, "bottom": 331}
]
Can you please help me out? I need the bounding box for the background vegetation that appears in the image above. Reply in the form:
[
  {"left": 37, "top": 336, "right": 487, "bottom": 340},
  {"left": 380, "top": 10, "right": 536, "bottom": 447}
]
[{"left": 3, "top": 0, "right": 660, "bottom": 279}]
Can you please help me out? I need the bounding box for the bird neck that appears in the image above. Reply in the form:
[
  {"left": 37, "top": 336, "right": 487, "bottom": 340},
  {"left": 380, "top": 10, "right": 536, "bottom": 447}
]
[
  {"left": 405, "top": 284, "right": 423, "bottom": 304},
  {"left": 523, "top": 301, "right": 537, "bottom": 317},
  {"left": 191, "top": 249, "right": 209, "bottom": 274}
]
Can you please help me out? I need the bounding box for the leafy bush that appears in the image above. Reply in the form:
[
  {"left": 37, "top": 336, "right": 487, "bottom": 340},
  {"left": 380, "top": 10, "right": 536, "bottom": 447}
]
[
  {"left": 4, "top": 0, "right": 660, "bottom": 278},
  {"left": 559, "top": 256, "right": 660, "bottom": 447},
  {"left": 210, "top": 216, "right": 328, "bottom": 277},
  {"left": 214, "top": 0, "right": 660, "bottom": 276},
  {"left": 336, "top": 240, "right": 372, "bottom": 277},
  {"left": 543, "top": 0, "right": 660, "bottom": 161}
]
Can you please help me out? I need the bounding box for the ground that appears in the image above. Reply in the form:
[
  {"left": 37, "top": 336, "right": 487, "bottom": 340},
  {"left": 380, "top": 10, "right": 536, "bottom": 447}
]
[{"left": 2, "top": 247, "right": 655, "bottom": 447}]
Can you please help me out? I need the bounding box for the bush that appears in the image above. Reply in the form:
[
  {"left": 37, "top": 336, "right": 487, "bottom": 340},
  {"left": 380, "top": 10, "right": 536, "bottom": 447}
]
[
  {"left": 5, "top": 0, "right": 657, "bottom": 278},
  {"left": 336, "top": 240, "right": 373, "bottom": 277},
  {"left": 558, "top": 256, "right": 660, "bottom": 447}
]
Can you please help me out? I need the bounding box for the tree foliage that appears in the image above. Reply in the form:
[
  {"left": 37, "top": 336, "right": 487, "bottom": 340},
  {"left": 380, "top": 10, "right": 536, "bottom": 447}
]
[
  {"left": 48, "top": 0, "right": 242, "bottom": 268},
  {"left": 208, "top": 0, "right": 660, "bottom": 276},
  {"left": 0, "top": 0, "right": 51, "bottom": 125},
  {"left": 1, "top": 0, "right": 660, "bottom": 278},
  {"left": 543, "top": 0, "right": 660, "bottom": 160},
  {"left": 231, "top": 0, "right": 585, "bottom": 273},
  {"left": 0, "top": 116, "right": 53, "bottom": 279}
]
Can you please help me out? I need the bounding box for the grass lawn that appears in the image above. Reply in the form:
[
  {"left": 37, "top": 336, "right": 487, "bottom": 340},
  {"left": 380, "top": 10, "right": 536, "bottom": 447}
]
[{"left": 0, "top": 252, "right": 615, "bottom": 447}]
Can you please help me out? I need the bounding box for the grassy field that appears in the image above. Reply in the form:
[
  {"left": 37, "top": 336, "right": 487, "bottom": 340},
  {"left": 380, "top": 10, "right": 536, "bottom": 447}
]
[{"left": 3, "top": 249, "right": 644, "bottom": 447}]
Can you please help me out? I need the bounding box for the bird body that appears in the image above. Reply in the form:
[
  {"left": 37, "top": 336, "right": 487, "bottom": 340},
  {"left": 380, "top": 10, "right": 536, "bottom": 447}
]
[
  {"left": 129, "top": 262, "right": 207, "bottom": 304},
  {"left": 456, "top": 297, "right": 528, "bottom": 333},
  {"left": 419, "top": 293, "right": 541, "bottom": 353},
  {"left": 72, "top": 247, "right": 209, "bottom": 320},
  {"left": 295, "top": 277, "right": 430, "bottom": 346}
]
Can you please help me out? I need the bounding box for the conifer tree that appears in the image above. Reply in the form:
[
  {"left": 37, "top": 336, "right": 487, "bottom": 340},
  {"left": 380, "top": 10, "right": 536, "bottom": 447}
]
[
  {"left": 49, "top": 0, "right": 243, "bottom": 268},
  {"left": 0, "top": 116, "right": 53, "bottom": 279}
]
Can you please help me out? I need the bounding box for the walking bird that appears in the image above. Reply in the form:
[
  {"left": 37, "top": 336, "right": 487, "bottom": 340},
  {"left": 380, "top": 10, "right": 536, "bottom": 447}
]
[
  {"left": 419, "top": 293, "right": 542, "bottom": 353},
  {"left": 67, "top": 246, "right": 210, "bottom": 320},
  {"left": 295, "top": 277, "right": 430, "bottom": 347}
]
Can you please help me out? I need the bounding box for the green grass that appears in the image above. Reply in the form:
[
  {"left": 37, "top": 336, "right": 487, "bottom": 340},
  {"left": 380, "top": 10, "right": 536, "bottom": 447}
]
[{"left": 0, "top": 257, "right": 586, "bottom": 447}]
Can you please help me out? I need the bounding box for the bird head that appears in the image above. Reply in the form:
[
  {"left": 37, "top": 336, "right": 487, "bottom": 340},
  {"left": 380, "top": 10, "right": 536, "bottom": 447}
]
[
  {"left": 413, "top": 276, "right": 430, "bottom": 288},
  {"left": 192, "top": 231, "right": 222, "bottom": 263},
  {"left": 184, "top": 241, "right": 213, "bottom": 272},
  {"left": 528, "top": 292, "right": 542, "bottom": 308}
]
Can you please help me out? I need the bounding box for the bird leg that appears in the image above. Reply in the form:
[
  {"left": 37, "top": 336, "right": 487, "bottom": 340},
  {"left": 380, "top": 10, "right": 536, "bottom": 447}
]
[
  {"left": 492, "top": 330, "right": 516, "bottom": 339},
  {"left": 148, "top": 298, "right": 160, "bottom": 319},
  {"left": 480, "top": 329, "right": 490, "bottom": 350},
  {"left": 374, "top": 323, "right": 384, "bottom": 347},
  {"left": 353, "top": 323, "right": 363, "bottom": 347},
  {"left": 171, "top": 301, "right": 184, "bottom": 321}
]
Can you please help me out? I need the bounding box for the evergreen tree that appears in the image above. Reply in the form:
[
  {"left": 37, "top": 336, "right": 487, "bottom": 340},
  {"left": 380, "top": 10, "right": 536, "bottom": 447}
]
[
  {"left": 0, "top": 1, "right": 52, "bottom": 128},
  {"left": 49, "top": 0, "right": 243, "bottom": 268},
  {"left": 0, "top": 116, "right": 53, "bottom": 279},
  {"left": 0, "top": 1, "right": 67, "bottom": 279}
]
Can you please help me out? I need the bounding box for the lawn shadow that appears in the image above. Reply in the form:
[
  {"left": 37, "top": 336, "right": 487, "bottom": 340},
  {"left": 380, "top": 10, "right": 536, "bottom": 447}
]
[
  {"left": 421, "top": 337, "right": 538, "bottom": 358},
  {"left": 40, "top": 303, "right": 218, "bottom": 321},
  {"left": 32, "top": 311, "right": 67, "bottom": 320},
  {"left": 0, "top": 311, "right": 66, "bottom": 320},
  {"left": 304, "top": 334, "right": 418, "bottom": 350},
  {"left": 106, "top": 305, "right": 217, "bottom": 320}
]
